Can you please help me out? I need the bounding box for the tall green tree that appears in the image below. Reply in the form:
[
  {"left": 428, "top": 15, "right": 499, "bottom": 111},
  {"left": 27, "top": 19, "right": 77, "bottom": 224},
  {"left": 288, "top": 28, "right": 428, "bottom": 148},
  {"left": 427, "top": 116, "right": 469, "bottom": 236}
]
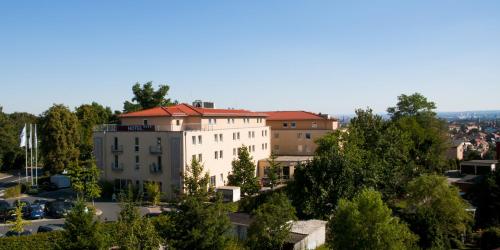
[
  {"left": 328, "top": 189, "right": 418, "bottom": 250},
  {"left": 168, "top": 159, "right": 231, "bottom": 250},
  {"left": 0, "top": 107, "right": 16, "bottom": 170},
  {"left": 471, "top": 169, "right": 500, "bottom": 227},
  {"left": 0, "top": 108, "right": 37, "bottom": 170},
  {"left": 247, "top": 192, "right": 297, "bottom": 250},
  {"left": 388, "top": 93, "right": 450, "bottom": 173},
  {"left": 266, "top": 153, "right": 281, "bottom": 189},
  {"left": 69, "top": 160, "right": 102, "bottom": 202},
  {"left": 63, "top": 199, "right": 105, "bottom": 250},
  {"left": 116, "top": 187, "right": 162, "bottom": 250},
  {"left": 228, "top": 146, "right": 260, "bottom": 197},
  {"left": 9, "top": 203, "right": 30, "bottom": 234},
  {"left": 40, "top": 104, "right": 80, "bottom": 174},
  {"left": 75, "top": 102, "right": 113, "bottom": 161},
  {"left": 401, "top": 174, "right": 473, "bottom": 249},
  {"left": 123, "top": 81, "right": 176, "bottom": 112}
]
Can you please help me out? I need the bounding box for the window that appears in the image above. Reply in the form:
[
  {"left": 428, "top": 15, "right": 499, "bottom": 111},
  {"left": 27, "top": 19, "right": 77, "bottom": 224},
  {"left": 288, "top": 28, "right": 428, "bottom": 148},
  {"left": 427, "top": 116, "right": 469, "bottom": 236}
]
[
  {"left": 143, "top": 119, "right": 148, "bottom": 125},
  {"left": 283, "top": 122, "right": 288, "bottom": 128},
  {"left": 232, "top": 118, "right": 235, "bottom": 124},
  {"left": 312, "top": 122, "right": 317, "bottom": 128},
  {"left": 176, "top": 120, "right": 180, "bottom": 126},
  {"left": 248, "top": 131, "right": 251, "bottom": 138},
  {"left": 252, "top": 131, "right": 255, "bottom": 138},
  {"left": 305, "top": 133, "right": 311, "bottom": 139},
  {"left": 134, "top": 137, "right": 139, "bottom": 152},
  {"left": 274, "top": 133, "right": 279, "bottom": 138},
  {"left": 252, "top": 145, "right": 255, "bottom": 152},
  {"left": 135, "top": 155, "right": 139, "bottom": 164},
  {"left": 297, "top": 133, "right": 302, "bottom": 139},
  {"left": 198, "top": 154, "right": 203, "bottom": 162},
  {"left": 298, "top": 145, "right": 303, "bottom": 152},
  {"left": 291, "top": 122, "right": 296, "bottom": 128},
  {"left": 227, "top": 118, "right": 231, "bottom": 124},
  {"left": 265, "top": 130, "right": 268, "bottom": 136},
  {"left": 157, "top": 156, "right": 162, "bottom": 171},
  {"left": 192, "top": 136, "right": 196, "bottom": 145},
  {"left": 220, "top": 150, "right": 223, "bottom": 159},
  {"left": 219, "top": 134, "right": 223, "bottom": 142},
  {"left": 198, "top": 135, "right": 202, "bottom": 144},
  {"left": 214, "top": 134, "right": 218, "bottom": 142},
  {"left": 114, "top": 155, "right": 119, "bottom": 167},
  {"left": 157, "top": 137, "right": 161, "bottom": 145},
  {"left": 233, "top": 148, "right": 237, "bottom": 156},
  {"left": 265, "top": 143, "right": 268, "bottom": 149},
  {"left": 261, "top": 130, "right": 264, "bottom": 137},
  {"left": 262, "top": 144, "right": 264, "bottom": 150},
  {"left": 210, "top": 176, "right": 216, "bottom": 186},
  {"left": 114, "top": 137, "right": 118, "bottom": 149},
  {"left": 220, "top": 174, "right": 224, "bottom": 184},
  {"left": 214, "top": 119, "right": 217, "bottom": 124},
  {"left": 305, "top": 145, "right": 311, "bottom": 153},
  {"left": 209, "top": 118, "right": 212, "bottom": 124},
  {"left": 192, "top": 155, "right": 196, "bottom": 161},
  {"left": 237, "top": 132, "right": 240, "bottom": 139},
  {"left": 233, "top": 133, "right": 236, "bottom": 140},
  {"left": 215, "top": 151, "right": 219, "bottom": 159}
]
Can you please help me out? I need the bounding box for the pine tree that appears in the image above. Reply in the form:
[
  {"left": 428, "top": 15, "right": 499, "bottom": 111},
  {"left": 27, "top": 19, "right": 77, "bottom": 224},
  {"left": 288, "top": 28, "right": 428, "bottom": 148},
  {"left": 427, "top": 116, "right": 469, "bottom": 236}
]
[{"left": 228, "top": 146, "right": 260, "bottom": 196}]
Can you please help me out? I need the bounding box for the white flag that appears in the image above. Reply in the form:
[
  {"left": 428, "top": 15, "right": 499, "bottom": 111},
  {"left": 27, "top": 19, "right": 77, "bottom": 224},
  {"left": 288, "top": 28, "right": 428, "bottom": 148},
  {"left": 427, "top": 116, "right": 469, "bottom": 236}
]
[
  {"left": 19, "top": 124, "right": 27, "bottom": 148},
  {"left": 34, "top": 124, "right": 38, "bottom": 149},
  {"left": 28, "top": 124, "right": 32, "bottom": 149}
]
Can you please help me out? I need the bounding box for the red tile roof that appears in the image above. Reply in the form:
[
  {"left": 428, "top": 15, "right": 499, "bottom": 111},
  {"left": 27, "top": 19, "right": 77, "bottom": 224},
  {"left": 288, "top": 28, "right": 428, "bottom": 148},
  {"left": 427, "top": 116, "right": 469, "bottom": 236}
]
[
  {"left": 263, "top": 111, "right": 336, "bottom": 121},
  {"left": 119, "top": 104, "right": 267, "bottom": 118}
]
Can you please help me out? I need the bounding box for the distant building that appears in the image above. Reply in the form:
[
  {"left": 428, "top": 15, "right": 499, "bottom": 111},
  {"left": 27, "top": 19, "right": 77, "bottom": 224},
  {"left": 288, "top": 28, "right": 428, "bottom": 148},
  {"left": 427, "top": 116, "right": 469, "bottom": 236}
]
[
  {"left": 93, "top": 103, "right": 270, "bottom": 198},
  {"left": 447, "top": 140, "right": 466, "bottom": 160},
  {"left": 460, "top": 160, "right": 497, "bottom": 175}
]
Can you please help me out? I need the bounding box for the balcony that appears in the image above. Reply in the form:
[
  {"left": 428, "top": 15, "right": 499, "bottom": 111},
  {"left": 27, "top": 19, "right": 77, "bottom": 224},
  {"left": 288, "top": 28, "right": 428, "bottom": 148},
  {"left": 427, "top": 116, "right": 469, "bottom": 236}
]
[
  {"left": 149, "top": 163, "right": 162, "bottom": 174},
  {"left": 111, "top": 163, "right": 124, "bottom": 171},
  {"left": 149, "top": 145, "right": 162, "bottom": 154},
  {"left": 111, "top": 145, "right": 123, "bottom": 153}
]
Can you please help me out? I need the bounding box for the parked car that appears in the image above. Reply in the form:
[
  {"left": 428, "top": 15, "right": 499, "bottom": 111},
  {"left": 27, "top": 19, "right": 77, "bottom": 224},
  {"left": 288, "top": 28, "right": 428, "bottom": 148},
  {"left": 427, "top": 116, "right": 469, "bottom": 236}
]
[
  {"left": 37, "top": 224, "right": 65, "bottom": 233},
  {"left": 0, "top": 200, "right": 14, "bottom": 222},
  {"left": 4, "top": 230, "right": 32, "bottom": 237},
  {"left": 46, "top": 201, "right": 72, "bottom": 218},
  {"left": 10, "top": 200, "right": 31, "bottom": 219},
  {"left": 25, "top": 204, "right": 45, "bottom": 220},
  {"left": 33, "top": 199, "right": 50, "bottom": 211},
  {"left": 41, "top": 181, "right": 58, "bottom": 191}
]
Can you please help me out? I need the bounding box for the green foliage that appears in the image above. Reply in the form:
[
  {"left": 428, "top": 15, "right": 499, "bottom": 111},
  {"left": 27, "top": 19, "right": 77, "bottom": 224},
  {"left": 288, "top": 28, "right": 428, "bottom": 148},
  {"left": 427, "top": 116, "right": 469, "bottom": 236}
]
[
  {"left": 63, "top": 199, "right": 105, "bottom": 249},
  {"left": 480, "top": 227, "right": 500, "bottom": 250},
  {"left": 247, "top": 192, "right": 297, "bottom": 250},
  {"left": 144, "top": 182, "right": 161, "bottom": 206},
  {"left": 75, "top": 102, "right": 113, "bottom": 161},
  {"left": 0, "top": 108, "right": 36, "bottom": 171},
  {"left": 68, "top": 160, "right": 101, "bottom": 201},
  {"left": 3, "top": 184, "right": 21, "bottom": 198},
  {"left": 401, "top": 174, "right": 473, "bottom": 249},
  {"left": 40, "top": 104, "right": 80, "bottom": 174},
  {"left": 0, "top": 231, "right": 63, "bottom": 250},
  {"left": 328, "top": 189, "right": 418, "bottom": 250},
  {"left": 266, "top": 153, "right": 281, "bottom": 189},
  {"left": 228, "top": 146, "right": 260, "bottom": 197},
  {"left": 167, "top": 160, "right": 231, "bottom": 249},
  {"left": 470, "top": 169, "right": 500, "bottom": 227},
  {"left": 123, "top": 81, "right": 175, "bottom": 112},
  {"left": 387, "top": 92, "right": 437, "bottom": 118},
  {"left": 8, "top": 204, "right": 30, "bottom": 233},
  {"left": 117, "top": 187, "right": 161, "bottom": 249}
]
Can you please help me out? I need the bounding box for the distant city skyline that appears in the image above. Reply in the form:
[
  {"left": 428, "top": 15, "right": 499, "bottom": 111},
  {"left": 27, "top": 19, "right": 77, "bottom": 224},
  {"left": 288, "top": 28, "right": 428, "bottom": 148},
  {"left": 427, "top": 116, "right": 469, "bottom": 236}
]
[{"left": 1, "top": 1, "right": 499, "bottom": 115}]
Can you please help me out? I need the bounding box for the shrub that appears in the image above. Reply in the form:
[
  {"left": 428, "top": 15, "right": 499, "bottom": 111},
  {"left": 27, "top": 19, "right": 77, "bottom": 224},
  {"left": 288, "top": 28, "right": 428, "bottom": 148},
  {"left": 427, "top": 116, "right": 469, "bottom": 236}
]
[
  {"left": 3, "top": 185, "right": 21, "bottom": 198},
  {"left": 481, "top": 227, "right": 500, "bottom": 250},
  {"left": 0, "top": 231, "right": 64, "bottom": 250}
]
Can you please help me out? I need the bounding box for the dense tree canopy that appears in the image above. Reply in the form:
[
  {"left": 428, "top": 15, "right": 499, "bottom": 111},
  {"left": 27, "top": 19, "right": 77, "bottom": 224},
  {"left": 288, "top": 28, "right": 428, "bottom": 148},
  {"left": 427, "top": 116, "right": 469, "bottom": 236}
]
[
  {"left": 63, "top": 199, "right": 105, "bottom": 250},
  {"left": 228, "top": 146, "right": 260, "bottom": 197},
  {"left": 401, "top": 174, "right": 473, "bottom": 249},
  {"left": 123, "top": 82, "right": 176, "bottom": 112},
  {"left": 247, "top": 192, "right": 297, "bottom": 250},
  {"left": 40, "top": 104, "right": 80, "bottom": 174},
  {"left": 75, "top": 102, "right": 113, "bottom": 161},
  {"left": 470, "top": 169, "right": 500, "bottom": 228},
  {"left": 328, "top": 189, "right": 418, "bottom": 250}
]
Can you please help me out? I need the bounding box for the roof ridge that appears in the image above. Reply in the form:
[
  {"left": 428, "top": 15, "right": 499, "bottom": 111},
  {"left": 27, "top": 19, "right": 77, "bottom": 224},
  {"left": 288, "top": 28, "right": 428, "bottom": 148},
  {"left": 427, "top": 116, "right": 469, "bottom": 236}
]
[
  {"left": 160, "top": 106, "right": 172, "bottom": 116},
  {"left": 179, "top": 103, "right": 203, "bottom": 115}
]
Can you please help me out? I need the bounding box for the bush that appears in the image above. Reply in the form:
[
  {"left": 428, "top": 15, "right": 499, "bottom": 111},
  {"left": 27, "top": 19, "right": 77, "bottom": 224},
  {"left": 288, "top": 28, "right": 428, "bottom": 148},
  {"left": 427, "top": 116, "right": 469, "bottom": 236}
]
[
  {"left": 0, "top": 231, "right": 64, "bottom": 250},
  {"left": 481, "top": 227, "right": 500, "bottom": 250},
  {"left": 3, "top": 185, "right": 21, "bottom": 198}
]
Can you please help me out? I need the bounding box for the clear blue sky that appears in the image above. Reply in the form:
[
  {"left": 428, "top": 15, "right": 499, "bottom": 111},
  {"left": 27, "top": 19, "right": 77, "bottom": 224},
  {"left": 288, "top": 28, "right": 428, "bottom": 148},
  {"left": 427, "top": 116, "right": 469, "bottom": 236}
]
[{"left": 1, "top": 1, "right": 499, "bottom": 115}]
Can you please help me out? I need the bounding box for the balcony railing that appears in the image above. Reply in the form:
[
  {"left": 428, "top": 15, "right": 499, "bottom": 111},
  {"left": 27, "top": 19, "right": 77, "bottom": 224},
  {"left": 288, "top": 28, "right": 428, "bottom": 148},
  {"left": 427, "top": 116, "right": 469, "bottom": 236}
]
[
  {"left": 149, "top": 145, "right": 162, "bottom": 154},
  {"left": 149, "top": 163, "right": 162, "bottom": 174},
  {"left": 111, "top": 145, "right": 123, "bottom": 153},
  {"left": 94, "top": 123, "right": 218, "bottom": 132},
  {"left": 111, "top": 163, "right": 124, "bottom": 171}
]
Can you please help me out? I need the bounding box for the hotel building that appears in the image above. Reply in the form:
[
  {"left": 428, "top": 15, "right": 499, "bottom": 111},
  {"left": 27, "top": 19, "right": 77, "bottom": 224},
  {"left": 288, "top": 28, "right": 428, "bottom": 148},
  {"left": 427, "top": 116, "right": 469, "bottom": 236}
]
[{"left": 93, "top": 103, "right": 270, "bottom": 198}]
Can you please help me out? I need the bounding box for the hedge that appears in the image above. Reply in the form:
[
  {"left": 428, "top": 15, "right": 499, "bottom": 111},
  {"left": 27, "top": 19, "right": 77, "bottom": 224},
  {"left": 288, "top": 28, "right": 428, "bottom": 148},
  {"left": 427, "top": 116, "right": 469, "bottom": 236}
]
[{"left": 0, "top": 231, "right": 64, "bottom": 250}]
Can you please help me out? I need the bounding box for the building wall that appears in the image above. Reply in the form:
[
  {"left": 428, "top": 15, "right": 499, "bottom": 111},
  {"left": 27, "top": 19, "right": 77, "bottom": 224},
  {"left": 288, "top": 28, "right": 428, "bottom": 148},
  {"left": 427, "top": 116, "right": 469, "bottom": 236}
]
[
  {"left": 270, "top": 129, "right": 331, "bottom": 156},
  {"left": 267, "top": 119, "right": 338, "bottom": 130}
]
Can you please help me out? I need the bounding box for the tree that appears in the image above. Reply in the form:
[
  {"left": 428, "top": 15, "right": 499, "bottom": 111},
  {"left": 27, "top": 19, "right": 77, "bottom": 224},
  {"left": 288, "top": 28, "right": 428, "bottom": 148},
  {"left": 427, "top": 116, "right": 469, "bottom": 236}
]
[
  {"left": 247, "top": 192, "right": 297, "bottom": 250},
  {"left": 75, "top": 102, "right": 113, "bottom": 161},
  {"left": 228, "top": 146, "right": 260, "bottom": 197},
  {"left": 470, "top": 169, "right": 500, "bottom": 228},
  {"left": 167, "top": 159, "right": 231, "bottom": 250},
  {"left": 328, "top": 189, "right": 417, "bottom": 250},
  {"left": 401, "top": 174, "right": 473, "bottom": 249},
  {"left": 144, "top": 182, "right": 161, "bottom": 206},
  {"left": 0, "top": 108, "right": 16, "bottom": 170},
  {"left": 9, "top": 204, "right": 30, "bottom": 234},
  {"left": 266, "top": 153, "right": 281, "bottom": 189},
  {"left": 40, "top": 104, "right": 80, "bottom": 174},
  {"left": 387, "top": 92, "right": 436, "bottom": 118},
  {"left": 116, "top": 187, "right": 162, "bottom": 250},
  {"left": 68, "top": 160, "right": 101, "bottom": 203},
  {"left": 123, "top": 81, "right": 175, "bottom": 112},
  {"left": 63, "top": 199, "right": 105, "bottom": 249}
]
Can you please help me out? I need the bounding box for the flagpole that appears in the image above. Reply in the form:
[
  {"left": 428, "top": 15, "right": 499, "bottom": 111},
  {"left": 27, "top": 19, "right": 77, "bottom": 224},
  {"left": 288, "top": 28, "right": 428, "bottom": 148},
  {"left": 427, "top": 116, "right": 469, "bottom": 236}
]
[
  {"left": 35, "top": 124, "right": 38, "bottom": 187},
  {"left": 24, "top": 123, "right": 27, "bottom": 184},
  {"left": 30, "top": 124, "right": 33, "bottom": 187}
]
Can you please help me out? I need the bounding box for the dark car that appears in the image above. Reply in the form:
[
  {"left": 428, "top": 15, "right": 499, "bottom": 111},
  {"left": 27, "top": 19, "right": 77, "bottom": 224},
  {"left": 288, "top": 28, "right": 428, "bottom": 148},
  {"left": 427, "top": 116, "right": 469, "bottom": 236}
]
[
  {"left": 37, "top": 224, "right": 65, "bottom": 233},
  {"left": 41, "top": 181, "right": 58, "bottom": 191},
  {"left": 10, "top": 200, "right": 31, "bottom": 219},
  {"left": 33, "top": 199, "right": 50, "bottom": 211},
  {"left": 25, "top": 204, "right": 45, "bottom": 220},
  {"left": 5, "top": 230, "right": 32, "bottom": 237},
  {"left": 46, "top": 201, "right": 72, "bottom": 218},
  {"left": 0, "top": 200, "right": 14, "bottom": 222}
]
